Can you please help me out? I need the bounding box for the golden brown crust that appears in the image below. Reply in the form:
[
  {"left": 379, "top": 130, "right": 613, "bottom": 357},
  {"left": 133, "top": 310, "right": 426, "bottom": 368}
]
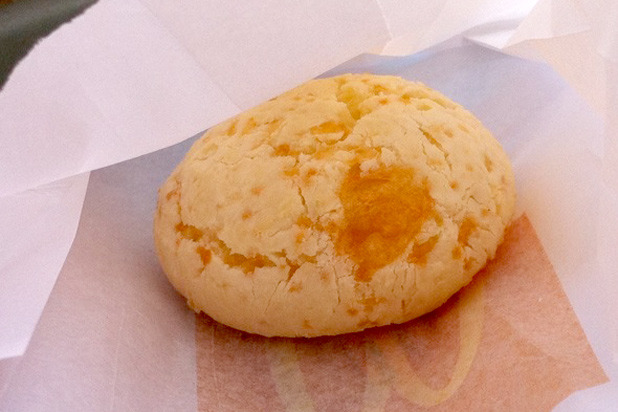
[{"left": 154, "top": 74, "right": 516, "bottom": 337}]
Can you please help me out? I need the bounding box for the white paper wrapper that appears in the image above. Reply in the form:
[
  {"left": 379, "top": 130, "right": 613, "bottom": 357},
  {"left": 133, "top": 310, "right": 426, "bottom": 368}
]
[
  {"left": 1, "top": 0, "right": 617, "bottom": 409},
  {"left": 0, "top": 0, "right": 388, "bottom": 361}
]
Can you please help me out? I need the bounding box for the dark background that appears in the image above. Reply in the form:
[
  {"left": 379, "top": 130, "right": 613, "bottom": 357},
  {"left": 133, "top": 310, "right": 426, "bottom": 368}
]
[{"left": 0, "top": 0, "right": 97, "bottom": 88}]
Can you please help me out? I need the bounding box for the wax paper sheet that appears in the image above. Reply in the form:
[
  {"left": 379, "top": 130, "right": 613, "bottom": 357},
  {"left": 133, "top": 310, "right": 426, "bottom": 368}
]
[
  {"left": 2, "top": 43, "right": 616, "bottom": 410},
  {"left": 1, "top": 0, "right": 618, "bottom": 409}
]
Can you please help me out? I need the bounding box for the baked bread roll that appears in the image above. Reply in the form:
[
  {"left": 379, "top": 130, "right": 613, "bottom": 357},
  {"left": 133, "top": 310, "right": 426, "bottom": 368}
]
[{"left": 154, "top": 74, "right": 516, "bottom": 337}]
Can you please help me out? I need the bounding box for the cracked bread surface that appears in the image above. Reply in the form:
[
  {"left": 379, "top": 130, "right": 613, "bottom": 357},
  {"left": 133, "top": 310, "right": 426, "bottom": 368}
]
[{"left": 153, "top": 73, "right": 516, "bottom": 337}]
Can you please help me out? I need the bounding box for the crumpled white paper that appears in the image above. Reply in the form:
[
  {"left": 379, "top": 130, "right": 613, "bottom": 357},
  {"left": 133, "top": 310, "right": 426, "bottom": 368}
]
[
  {"left": 501, "top": 1, "right": 618, "bottom": 401},
  {"left": 0, "top": 173, "right": 89, "bottom": 359},
  {"left": 0, "top": 0, "right": 389, "bottom": 364},
  {"left": 1, "top": 0, "right": 617, "bottom": 409},
  {"left": 2, "top": 41, "right": 614, "bottom": 411}
]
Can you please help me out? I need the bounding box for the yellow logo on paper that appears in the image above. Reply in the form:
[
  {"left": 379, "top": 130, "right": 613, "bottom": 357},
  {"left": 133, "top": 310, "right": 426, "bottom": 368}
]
[{"left": 268, "top": 280, "right": 485, "bottom": 411}]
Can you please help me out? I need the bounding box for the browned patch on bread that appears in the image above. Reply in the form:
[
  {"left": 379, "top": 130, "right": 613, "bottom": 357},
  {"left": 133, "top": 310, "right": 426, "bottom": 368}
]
[
  {"left": 310, "top": 121, "right": 347, "bottom": 135},
  {"left": 452, "top": 245, "right": 463, "bottom": 260},
  {"left": 336, "top": 164, "right": 435, "bottom": 282},
  {"left": 458, "top": 216, "right": 477, "bottom": 246},
  {"left": 176, "top": 222, "right": 204, "bottom": 242},
  {"left": 297, "top": 215, "right": 312, "bottom": 228},
  {"left": 407, "top": 235, "right": 440, "bottom": 266},
  {"left": 295, "top": 232, "right": 304, "bottom": 244},
  {"left": 347, "top": 307, "right": 359, "bottom": 316},
  {"left": 251, "top": 185, "right": 264, "bottom": 195},
  {"left": 196, "top": 246, "right": 212, "bottom": 266},
  {"left": 289, "top": 283, "right": 303, "bottom": 293}
]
